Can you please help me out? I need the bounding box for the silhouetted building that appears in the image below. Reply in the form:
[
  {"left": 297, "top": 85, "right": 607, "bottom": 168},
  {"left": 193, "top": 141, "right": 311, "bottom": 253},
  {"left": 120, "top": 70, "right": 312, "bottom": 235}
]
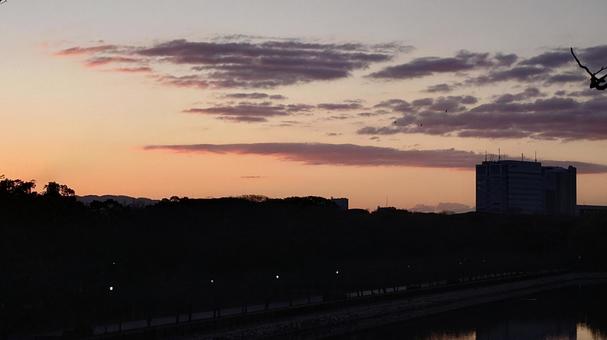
[
  {"left": 543, "top": 166, "right": 576, "bottom": 216},
  {"left": 577, "top": 205, "right": 607, "bottom": 216},
  {"left": 330, "top": 197, "right": 349, "bottom": 210},
  {"left": 476, "top": 160, "right": 576, "bottom": 215}
]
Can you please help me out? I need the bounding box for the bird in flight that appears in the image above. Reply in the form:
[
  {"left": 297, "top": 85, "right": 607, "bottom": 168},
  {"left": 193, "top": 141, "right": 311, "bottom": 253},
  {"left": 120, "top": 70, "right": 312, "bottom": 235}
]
[{"left": 571, "top": 47, "right": 607, "bottom": 91}]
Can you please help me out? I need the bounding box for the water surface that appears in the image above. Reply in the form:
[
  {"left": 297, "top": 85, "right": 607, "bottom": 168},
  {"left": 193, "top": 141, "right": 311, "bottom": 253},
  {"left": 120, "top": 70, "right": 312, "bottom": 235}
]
[{"left": 334, "top": 283, "right": 607, "bottom": 340}]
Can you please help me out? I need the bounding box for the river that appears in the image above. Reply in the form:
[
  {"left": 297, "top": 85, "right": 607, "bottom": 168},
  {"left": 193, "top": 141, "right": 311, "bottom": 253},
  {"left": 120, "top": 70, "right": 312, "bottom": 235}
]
[{"left": 332, "top": 283, "right": 607, "bottom": 340}]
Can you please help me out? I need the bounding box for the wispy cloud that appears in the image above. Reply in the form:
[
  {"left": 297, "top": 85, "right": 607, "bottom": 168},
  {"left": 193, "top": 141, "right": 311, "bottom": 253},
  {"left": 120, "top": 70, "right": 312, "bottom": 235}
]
[
  {"left": 224, "top": 92, "right": 287, "bottom": 100},
  {"left": 143, "top": 142, "right": 607, "bottom": 173},
  {"left": 57, "top": 37, "right": 411, "bottom": 89},
  {"left": 183, "top": 102, "right": 313, "bottom": 122},
  {"left": 369, "top": 50, "right": 509, "bottom": 80}
]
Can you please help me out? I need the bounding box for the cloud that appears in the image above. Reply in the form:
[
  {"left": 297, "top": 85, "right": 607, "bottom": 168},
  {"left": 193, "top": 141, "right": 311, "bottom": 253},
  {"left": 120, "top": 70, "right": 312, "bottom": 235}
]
[
  {"left": 467, "top": 66, "right": 549, "bottom": 85},
  {"left": 494, "top": 53, "right": 518, "bottom": 67},
  {"left": 55, "top": 45, "right": 118, "bottom": 56},
  {"left": 358, "top": 95, "right": 607, "bottom": 141},
  {"left": 183, "top": 102, "right": 313, "bottom": 122},
  {"left": 224, "top": 92, "right": 287, "bottom": 100},
  {"left": 112, "top": 66, "right": 152, "bottom": 73},
  {"left": 369, "top": 50, "right": 510, "bottom": 79},
  {"left": 425, "top": 83, "right": 454, "bottom": 93},
  {"left": 374, "top": 96, "right": 478, "bottom": 115},
  {"left": 520, "top": 46, "right": 607, "bottom": 70},
  {"left": 493, "top": 87, "right": 545, "bottom": 104},
  {"left": 58, "top": 38, "right": 409, "bottom": 89},
  {"left": 465, "top": 45, "right": 607, "bottom": 86},
  {"left": 545, "top": 72, "right": 586, "bottom": 83},
  {"left": 520, "top": 50, "right": 571, "bottom": 68},
  {"left": 365, "top": 45, "right": 605, "bottom": 88},
  {"left": 142, "top": 142, "right": 607, "bottom": 173},
  {"left": 317, "top": 101, "right": 364, "bottom": 111},
  {"left": 84, "top": 56, "right": 139, "bottom": 67},
  {"left": 155, "top": 75, "right": 209, "bottom": 89}
]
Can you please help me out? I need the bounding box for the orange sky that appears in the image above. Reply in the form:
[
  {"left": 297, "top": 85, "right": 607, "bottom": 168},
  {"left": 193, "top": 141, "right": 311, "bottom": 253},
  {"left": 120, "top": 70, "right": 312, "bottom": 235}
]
[{"left": 1, "top": 1, "right": 606, "bottom": 209}]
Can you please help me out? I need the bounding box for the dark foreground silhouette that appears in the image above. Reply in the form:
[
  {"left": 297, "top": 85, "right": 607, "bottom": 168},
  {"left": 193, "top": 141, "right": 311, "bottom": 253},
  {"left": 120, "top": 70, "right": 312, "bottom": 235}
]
[{"left": 1, "top": 176, "right": 606, "bottom": 337}]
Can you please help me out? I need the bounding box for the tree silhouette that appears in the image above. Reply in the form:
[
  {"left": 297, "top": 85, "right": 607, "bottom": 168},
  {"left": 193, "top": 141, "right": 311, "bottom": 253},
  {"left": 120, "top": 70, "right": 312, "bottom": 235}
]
[
  {"left": 571, "top": 47, "right": 607, "bottom": 90},
  {"left": 43, "top": 181, "right": 75, "bottom": 198},
  {"left": 0, "top": 177, "right": 36, "bottom": 196}
]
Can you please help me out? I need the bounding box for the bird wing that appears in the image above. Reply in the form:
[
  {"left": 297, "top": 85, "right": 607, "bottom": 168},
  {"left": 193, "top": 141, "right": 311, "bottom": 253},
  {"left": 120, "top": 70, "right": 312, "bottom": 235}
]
[{"left": 571, "top": 47, "right": 594, "bottom": 77}]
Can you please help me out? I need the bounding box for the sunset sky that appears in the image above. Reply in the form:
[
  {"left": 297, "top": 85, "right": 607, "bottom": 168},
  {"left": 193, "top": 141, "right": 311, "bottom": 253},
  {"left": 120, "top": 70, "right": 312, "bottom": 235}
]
[{"left": 1, "top": 0, "right": 606, "bottom": 209}]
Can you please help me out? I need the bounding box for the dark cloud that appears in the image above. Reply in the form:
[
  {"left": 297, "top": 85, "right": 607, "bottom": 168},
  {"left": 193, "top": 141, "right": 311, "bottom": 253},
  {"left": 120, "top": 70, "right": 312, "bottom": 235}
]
[
  {"left": 359, "top": 96, "right": 607, "bottom": 141},
  {"left": 183, "top": 102, "right": 313, "bottom": 122},
  {"left": 520, "top": 45, "right": 607, "bottom": 70},
  {"left": 374, "top": 99, "right": 413, "bottom": 113},
  {"left": 224, "top": 92, "right": 287, "bottom": 100},
  {"left": 493, "top": 87, "right": 545, "bottom": 104},
  {"left": 58, "top": 38, "right": 409, "bottom": 89},
  {"left": 494, "top": 53, "right": 518, "bottom": 67},
  {"left": 367, "top": 45, "right": 603, "bottom": 87},
  {"left": 545, "top": 72, "right": 586, "bottom": 83},
  {"left": 467, "top": 66, "right": 549, "bottom": 85},
  {"left": 567, "top": 89, "right": 607, "bottom": 98},
  {"left": 520, "top": 50, "right": 571, "bottom": 68},
  {"left": 317, "top": 101, "right": 364, "bottom": 111},
  {"left": 426, "top": 83, "right": 454, "bottom": 93},
  {"left": 143, "top": 142, "right": 607, "bottom": 173},
  {"left": 369, "top": 50, "right": 511, "bottom": 79}
]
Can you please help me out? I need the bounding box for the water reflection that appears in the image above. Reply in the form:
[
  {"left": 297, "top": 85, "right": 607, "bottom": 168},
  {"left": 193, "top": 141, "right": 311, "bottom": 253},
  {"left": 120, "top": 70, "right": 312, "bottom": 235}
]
[{"left": 334, "top": 284, "right": 607, "bottom": 340}]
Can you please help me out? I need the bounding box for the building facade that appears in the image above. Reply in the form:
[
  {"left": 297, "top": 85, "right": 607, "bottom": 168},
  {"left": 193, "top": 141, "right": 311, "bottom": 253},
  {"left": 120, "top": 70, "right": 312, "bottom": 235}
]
[{"left": 476, "top": 160, "right": 576, "bottom": 215}]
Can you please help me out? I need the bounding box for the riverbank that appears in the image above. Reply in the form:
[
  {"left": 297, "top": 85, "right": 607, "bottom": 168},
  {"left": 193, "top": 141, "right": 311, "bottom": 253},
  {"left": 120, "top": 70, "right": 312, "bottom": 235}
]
[{"left": 83, "top": 272, "right": 607, "bottom": 340}]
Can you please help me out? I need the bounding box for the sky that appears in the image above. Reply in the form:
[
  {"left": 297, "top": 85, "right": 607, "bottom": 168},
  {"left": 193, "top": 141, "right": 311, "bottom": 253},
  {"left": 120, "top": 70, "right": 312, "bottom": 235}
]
[{"left": 1, "top": 0, "right": 607, "bottom": 210}]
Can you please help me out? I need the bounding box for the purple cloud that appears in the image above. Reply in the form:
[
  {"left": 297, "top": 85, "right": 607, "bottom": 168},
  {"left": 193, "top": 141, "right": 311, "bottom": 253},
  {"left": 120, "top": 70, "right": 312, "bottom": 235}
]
[
  {"left": 359, "top": 96, "right": 607, "bottom": 141},
  {"left": 143, "top": 142, "right": 607, "bottom": 174},
  {"left": 493, "top": 87, "right": 545, "bottom": 104},
  {"left": 224, "top": 92, "right": 287, "bottom": 100},
  {"left": 425, "top": 83, "right": 454, "bottom": 93},
  {"left": 369, "top": 50, "right": 510, "bottom": 79},
  {"left": 467, "top": 66, "right": 549, "bottom": 85},
  {"left": 58, "top": 38, "right": 409, "bottom": 89},
  {"left": 317, "top": 101, "right": 365, "bottom": 111},
  {"left": 521, "top": 45, "right": 607, "bottom": 70},
  {"left": 183, "top": 102, "right": 313, "bottom": 122}
]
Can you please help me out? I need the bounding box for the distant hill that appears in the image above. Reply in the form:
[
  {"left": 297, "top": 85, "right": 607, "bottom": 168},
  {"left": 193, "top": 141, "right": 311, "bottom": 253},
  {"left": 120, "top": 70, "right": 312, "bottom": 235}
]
[{"left": 77, "top": 195, "right": 158, "bottom": 207}]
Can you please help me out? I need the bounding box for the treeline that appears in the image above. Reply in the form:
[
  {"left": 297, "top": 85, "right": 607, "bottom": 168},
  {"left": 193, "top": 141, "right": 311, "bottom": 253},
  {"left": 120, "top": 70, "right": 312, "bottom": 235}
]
[{"left": 1, "top": 176, "right": 606, "bottom": 336}]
